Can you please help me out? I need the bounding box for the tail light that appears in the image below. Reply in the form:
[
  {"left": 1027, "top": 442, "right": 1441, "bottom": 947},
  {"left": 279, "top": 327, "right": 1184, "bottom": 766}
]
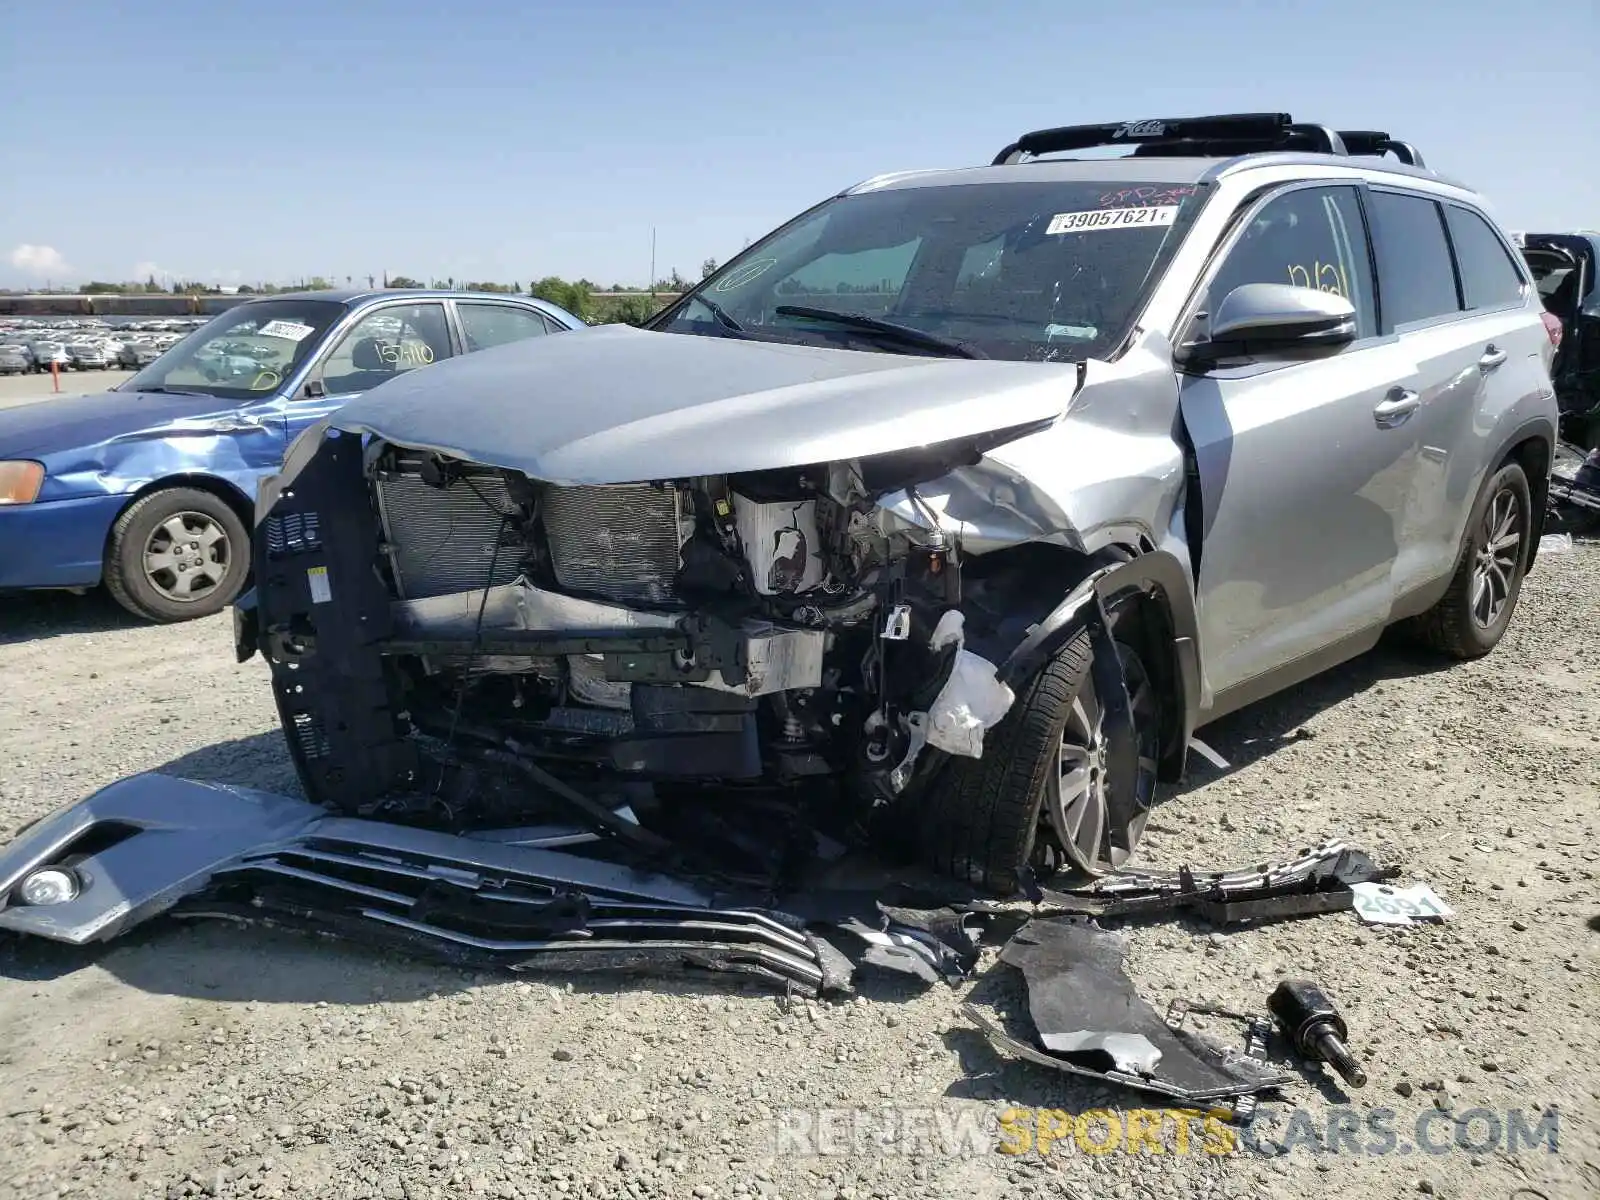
[{"left": 1540, "top": 311, "right": 1564, "bottom": 349}]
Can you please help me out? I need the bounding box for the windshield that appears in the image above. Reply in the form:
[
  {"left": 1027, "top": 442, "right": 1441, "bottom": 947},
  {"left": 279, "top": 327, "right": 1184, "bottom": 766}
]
[
  {"left": 123, "top": 299, "right": 345, "bottom": 398},
  {"left": 658, "top": 180, "right": 1204, "bottom": 362}
]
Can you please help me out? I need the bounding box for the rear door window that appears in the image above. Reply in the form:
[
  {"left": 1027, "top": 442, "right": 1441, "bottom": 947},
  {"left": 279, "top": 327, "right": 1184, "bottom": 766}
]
[
  {"left": 457, "top": 302, "right": 555, "bottom": 352},
  {"left": 1444, "top": 206, "right": 1526, "bottom": 311},
  {"left": 1365, "top": 191, "right": 1461, "bottom": 329}
]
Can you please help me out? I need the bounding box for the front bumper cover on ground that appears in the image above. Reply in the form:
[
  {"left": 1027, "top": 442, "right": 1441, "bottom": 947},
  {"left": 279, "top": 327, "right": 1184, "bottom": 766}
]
[{"left": 0, "top": 773, "right": 975, "bottom": 996}]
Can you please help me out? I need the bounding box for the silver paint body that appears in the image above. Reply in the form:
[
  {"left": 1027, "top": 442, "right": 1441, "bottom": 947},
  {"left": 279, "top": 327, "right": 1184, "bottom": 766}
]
[{"left": 335, "top": 153, "right": 1557, "bottom": 722}]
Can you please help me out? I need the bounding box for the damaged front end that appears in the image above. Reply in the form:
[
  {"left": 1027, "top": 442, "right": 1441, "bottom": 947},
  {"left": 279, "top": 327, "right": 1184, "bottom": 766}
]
[{"left": 241, "top": 418, "right": 1050, "bottom": 874}]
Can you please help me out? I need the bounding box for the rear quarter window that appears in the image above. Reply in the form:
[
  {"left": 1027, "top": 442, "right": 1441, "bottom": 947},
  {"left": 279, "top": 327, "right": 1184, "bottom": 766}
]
[
  {"left": 1444, "top": 206, "right": 1527, "bottom": 311},
  {"left": 1365, "top": 191, "right": 1460, "bottom": 330}
]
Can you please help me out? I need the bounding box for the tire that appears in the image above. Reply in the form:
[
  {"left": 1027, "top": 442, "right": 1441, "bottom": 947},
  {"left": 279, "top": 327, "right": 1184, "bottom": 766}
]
[
  {"left": 1409, "top": 461, "right": 1533, "bottom": 659},
  {"left": 920, "top": 616, "right": 1162, "bottom": 894},
  {"left": 104, "top": 487, "right": 250, "bottom": 622}
]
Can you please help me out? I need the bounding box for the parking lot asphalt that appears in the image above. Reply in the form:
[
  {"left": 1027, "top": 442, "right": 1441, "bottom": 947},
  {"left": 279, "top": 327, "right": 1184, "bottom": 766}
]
[{"left": 0, "top": 369, "right": 129, "bottom": 411}]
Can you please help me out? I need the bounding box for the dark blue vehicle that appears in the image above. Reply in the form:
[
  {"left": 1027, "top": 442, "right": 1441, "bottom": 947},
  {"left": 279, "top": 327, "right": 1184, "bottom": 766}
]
[{"left": 0, "top": 289, "right": 584, "bottom": 621}]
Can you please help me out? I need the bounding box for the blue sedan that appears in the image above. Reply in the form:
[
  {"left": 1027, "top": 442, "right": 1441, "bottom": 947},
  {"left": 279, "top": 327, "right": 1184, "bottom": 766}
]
[{"left": 0, "top": 289, "right": 583, "bottom": 621}]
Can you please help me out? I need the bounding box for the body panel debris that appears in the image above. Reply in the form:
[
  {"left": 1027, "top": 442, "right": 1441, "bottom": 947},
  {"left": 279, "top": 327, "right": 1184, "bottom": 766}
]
[
  {"left": 1008, "top": 839, "right": 1396, "bottom": 926},
  {"left": 970, "top": 916, "right": 1292, "bottom": 1103}
]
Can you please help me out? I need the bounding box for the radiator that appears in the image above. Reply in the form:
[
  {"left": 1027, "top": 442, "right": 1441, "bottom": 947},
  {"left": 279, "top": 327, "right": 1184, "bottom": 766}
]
[
  {"left": 375, "top": 466, "right": 522, "bottom": 599},
  {"left": 541, "top": 484, "right": 684, "bottom": 606}
]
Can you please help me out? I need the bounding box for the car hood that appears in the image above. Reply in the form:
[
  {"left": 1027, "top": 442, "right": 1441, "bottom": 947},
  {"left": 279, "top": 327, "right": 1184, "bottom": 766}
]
[
  {"left": 0, "top": 389, "right": 228, "bottom": 458},
  {"left": 331, "top": 324, "right": 1080, "bottom": 484}
]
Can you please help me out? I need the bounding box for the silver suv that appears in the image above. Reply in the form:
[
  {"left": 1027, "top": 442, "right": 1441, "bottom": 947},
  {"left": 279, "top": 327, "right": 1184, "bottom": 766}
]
[{"left": 246, "top": 113, "right": 1559, "bottom": 894}]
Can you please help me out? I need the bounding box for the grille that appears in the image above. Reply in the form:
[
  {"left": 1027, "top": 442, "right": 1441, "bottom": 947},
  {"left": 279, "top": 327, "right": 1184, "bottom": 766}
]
[
  {"left": 375, "top": 467, "right": 522, "bottom": 599},
  {"left": 541, "top": 485, "right": 684, "bottom": 606}
]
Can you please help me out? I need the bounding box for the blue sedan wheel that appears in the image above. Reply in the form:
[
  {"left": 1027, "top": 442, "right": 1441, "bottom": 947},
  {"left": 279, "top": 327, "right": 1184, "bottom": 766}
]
[{"left": 104, "top": 487, "right": 250, "bottom": 622}]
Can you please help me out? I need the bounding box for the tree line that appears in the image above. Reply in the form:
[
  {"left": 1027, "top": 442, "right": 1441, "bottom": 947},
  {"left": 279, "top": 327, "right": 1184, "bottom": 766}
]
[{"left": 68, "top": 264, "right": 725, "bottom": 327}]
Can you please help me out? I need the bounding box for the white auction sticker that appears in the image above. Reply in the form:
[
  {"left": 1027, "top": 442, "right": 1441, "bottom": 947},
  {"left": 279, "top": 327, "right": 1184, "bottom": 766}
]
[
  {"left": 1046, "top": 205, "right": 1179, "bottom": 235},
  {"left": 257, "top": 319, "right": 316, "bottom": 342},
  {"left": 1350, "top": 881, "right": 1454, "bottom": 926},
  {"left": 307, "top": 565, "right": 332, "bottom": 604}
]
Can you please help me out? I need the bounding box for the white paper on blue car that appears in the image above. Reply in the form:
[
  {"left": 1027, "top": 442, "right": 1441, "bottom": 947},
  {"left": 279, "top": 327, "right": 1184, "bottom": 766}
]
[{"left": 257, "top": 320, "right": 316, "bottom": 342}]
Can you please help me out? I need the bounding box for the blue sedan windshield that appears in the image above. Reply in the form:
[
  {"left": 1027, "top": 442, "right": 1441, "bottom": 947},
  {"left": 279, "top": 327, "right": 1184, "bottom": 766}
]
[{"left": 124, "top": 299, "right": 345, "bottom": 399}]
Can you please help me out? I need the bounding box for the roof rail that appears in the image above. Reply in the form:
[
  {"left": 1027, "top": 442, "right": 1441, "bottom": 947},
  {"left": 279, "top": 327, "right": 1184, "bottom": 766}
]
[
  {"left": 1333, "top": 131, "right": 1426, "bottom": 167},
  {"left": 991, "top": 114, "right": 1424, "bottom": 168}
]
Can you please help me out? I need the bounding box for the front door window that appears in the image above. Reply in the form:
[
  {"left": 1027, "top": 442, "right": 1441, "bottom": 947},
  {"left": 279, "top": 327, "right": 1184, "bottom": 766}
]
[{"left": 315, "top": 303, "right": 453, "bottom": 397}]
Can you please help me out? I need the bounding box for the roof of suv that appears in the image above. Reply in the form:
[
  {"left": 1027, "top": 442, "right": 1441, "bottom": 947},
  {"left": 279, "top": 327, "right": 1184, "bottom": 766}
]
[
  {"left": 849, "top": 153, "right": 1467, "bottom": 197},
  {"left": 848, "top": 112, "right": 1472, "bottom": 198}
]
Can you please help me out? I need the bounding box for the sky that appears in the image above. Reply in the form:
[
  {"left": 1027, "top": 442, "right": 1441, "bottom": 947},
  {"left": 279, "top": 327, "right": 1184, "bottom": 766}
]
[{"left": 2, "top": 0, "right": 1595, "bottom": 290}]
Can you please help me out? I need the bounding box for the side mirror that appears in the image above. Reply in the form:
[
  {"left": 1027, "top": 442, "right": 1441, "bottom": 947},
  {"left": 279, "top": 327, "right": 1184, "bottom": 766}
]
[
  {"left": 1181, "top": 282, "right": 1358, "bottom": 369},
  {"left": 303, "top": 379, "right": 326, "bottom": 399}
]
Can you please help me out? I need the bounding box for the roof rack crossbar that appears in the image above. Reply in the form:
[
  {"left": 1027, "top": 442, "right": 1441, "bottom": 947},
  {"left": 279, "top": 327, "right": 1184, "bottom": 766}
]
[
  {"left": 992, "top": 114, "right": 1423, "bottom": 168},
  {"left": 1334, "top": 130, "right": 1426, "bottom": 167},
  {"left": 992, "top": 113, "right": 1295, "bottom": 165}
]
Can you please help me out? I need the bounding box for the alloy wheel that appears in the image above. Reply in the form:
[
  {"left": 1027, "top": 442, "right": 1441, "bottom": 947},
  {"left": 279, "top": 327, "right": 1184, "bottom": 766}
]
[
  {"left": 1042, "top": 643, "right": 1161, "bottom": 877},
  {"left": 1470, "top": 488, "right": 1521, "bottom": 629}
]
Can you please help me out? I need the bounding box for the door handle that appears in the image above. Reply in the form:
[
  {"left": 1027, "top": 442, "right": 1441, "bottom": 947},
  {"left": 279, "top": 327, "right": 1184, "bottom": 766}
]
[
  {"left": 1479, "top": 344, "right": 1508, "bottom": 370},
  {"left": 1373, "top": 388, "right": 1420, "bottom": 429}
]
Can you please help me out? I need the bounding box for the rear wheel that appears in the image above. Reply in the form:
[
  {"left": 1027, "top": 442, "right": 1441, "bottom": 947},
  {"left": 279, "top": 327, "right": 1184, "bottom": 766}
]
[
  {"left": 921, "top": 611, "right": 1162, "bottom": 893},
  {"left": 104, "top": 487, "right": 250, "bottom": 622},
  {"left": 1410, "top": 461, "right": 1532, "bottom": 659}
]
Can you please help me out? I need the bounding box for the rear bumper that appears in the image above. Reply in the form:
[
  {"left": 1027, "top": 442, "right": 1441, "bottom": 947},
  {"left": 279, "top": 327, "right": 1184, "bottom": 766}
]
[{"left": 0, "top": 493, "right": 124, "bottom": 588}]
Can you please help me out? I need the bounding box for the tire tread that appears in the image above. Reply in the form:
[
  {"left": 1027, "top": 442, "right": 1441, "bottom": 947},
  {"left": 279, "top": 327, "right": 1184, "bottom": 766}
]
[{"left": 921, "top": 630, "right": 1094, "bottom": 893}]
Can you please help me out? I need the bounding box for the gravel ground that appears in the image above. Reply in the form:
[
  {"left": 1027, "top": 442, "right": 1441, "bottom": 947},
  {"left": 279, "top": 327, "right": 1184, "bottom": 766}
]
[{"left": 2, "top": 539, "right": 1597, "bottom": 1200}]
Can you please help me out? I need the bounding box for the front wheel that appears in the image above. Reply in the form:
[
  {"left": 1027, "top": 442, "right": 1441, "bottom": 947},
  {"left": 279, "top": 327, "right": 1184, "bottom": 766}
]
[
  {"left": 920, "top": 618, "right": 1162, "bottom": 894},
  {"left": 104, "top": 487, "right": 250, "bottom": 622},
  {"left": 1409, "top": 461, "right": 1533, "bottom": 659}
]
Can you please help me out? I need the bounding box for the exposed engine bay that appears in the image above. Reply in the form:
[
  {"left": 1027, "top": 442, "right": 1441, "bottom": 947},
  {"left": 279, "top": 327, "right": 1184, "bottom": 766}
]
[
  {"left": 376, "top": 440, "right": 1014, "bottom": 790},
  {"left": 242, "top": 422, "right": 1065, "bottom": 879}
]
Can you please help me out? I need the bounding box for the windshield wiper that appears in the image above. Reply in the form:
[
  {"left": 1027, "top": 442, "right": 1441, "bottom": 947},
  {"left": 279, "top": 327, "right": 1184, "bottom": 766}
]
[
  {"left": 774, "top": 305, "right": 986, "bottom": 359},
  {"left": 131, "top": 385, "right": 208, "bottom": 396},
  {"left": 687, "top": 294, "right": 744, "bottom": 333}
]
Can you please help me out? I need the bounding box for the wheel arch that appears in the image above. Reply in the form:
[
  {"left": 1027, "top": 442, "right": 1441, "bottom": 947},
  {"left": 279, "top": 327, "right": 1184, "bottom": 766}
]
[
  {"left": 961, "top": 540, "right": 1201, "bottom": 783},
  {"left": 1497, "top": 427, "right": 1553, "bottom": 575},
  {"left": 102, "top": 473, "right": 257, "bottom": 566}
]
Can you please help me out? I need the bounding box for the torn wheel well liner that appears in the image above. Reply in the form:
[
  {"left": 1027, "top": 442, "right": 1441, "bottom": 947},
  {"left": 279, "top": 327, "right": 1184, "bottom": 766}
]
[
  {"left": 1501, "top": 429, "right": 1552, "bottom": 574},
  {"left": 991, "top": 549, "right": 1199, "bottom": 779}
]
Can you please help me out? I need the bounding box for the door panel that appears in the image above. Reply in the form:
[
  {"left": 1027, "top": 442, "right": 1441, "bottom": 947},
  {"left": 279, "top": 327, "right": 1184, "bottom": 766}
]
[
  {"left": 1182, "top": 341, "right": 1420, "bottom": 695},
  {"left": 1387, "top": 317, "right": 1499, "bottom": 596},
  {"left": 1374, "top": 197, "right": 1550, "bottom": 595},
  {"left": 1178, "top": 182, "right": 1418, "bottom": 696}
]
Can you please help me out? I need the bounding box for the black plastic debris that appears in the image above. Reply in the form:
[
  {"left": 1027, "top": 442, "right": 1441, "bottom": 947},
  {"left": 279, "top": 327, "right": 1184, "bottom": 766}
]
[
  {"left": 1016, "top": 839, "right": 1397, "bottom": 926},
  {"left": 1550, "top": 440, "right": 1600, "bottom": 529},
  {"left": 966, "top": 917, "right": 1292, "bottom": 1103}
]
